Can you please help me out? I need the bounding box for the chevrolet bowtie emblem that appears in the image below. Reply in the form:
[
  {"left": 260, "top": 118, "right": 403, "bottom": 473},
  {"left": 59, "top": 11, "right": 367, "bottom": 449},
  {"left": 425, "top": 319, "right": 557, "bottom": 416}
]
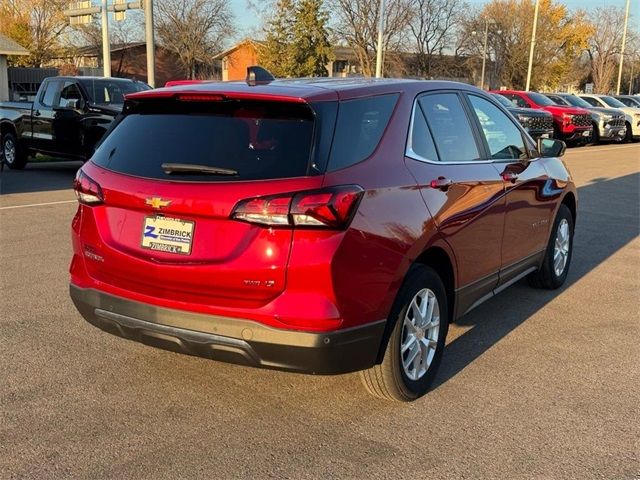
[{"left": 145, "top": 197, "right": 171, "bottom": 209}]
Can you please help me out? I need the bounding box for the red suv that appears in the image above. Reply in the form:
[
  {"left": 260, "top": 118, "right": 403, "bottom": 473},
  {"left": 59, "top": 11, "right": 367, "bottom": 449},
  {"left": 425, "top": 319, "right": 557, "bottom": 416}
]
[
  {"left": 493, "top": 90, "right": 592, "bottom": 144},
  {"left": 70, "top": 77, "right": 577, "bottom": 401}
]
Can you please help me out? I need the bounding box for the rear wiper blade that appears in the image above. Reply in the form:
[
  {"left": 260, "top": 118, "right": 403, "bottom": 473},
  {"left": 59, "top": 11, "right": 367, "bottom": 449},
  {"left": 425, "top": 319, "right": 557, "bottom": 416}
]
[{"left": 161, "top": 163, "right": 238, "bottom": 176}]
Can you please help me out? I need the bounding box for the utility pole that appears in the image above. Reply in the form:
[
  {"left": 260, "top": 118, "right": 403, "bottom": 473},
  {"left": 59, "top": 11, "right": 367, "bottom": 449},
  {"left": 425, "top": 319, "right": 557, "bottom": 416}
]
[
  {"left": 525, "top": 0, "right": 540, "bottom": 91},
  {"left": 64, "top": 1, "right": 155, "bottom": 85},
  {"left": 616, "top": 0, "right": 631, "bottom": 95},
  {"left": 144, "top": 0, "right": 155, "bottom": 87},
  {"left": 101, "top": 0, "right": 111, "bottom": 77},
  {"left": 375, "top": 0, "right": 385, "bottom": 78},
  {"left": 480, "top": 21, "right": 489, "bottom": 90}
]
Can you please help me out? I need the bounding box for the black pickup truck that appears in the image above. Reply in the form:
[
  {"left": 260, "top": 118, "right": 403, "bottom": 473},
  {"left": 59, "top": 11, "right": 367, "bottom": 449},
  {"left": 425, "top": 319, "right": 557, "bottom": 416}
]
[{"left": 0, "top": 76, "right": 149, "bottom": 169}]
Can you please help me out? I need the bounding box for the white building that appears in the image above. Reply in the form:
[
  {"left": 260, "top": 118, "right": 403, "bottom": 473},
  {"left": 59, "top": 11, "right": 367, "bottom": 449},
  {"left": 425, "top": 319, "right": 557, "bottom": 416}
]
[{"left": 0, "top": 34, "right": 29, "bottom": 101}]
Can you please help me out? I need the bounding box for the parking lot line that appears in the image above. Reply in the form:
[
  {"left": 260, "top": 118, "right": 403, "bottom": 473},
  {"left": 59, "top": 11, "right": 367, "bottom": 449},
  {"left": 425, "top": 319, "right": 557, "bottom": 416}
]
[{"left": 0, "top": 199, "right": 76, "bottom": 211}]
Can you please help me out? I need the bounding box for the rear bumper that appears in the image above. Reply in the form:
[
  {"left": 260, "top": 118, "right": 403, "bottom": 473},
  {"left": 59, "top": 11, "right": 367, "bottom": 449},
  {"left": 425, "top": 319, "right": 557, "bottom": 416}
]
[{"left": 70, "top": 284, "right": 385, "bottom": 375}]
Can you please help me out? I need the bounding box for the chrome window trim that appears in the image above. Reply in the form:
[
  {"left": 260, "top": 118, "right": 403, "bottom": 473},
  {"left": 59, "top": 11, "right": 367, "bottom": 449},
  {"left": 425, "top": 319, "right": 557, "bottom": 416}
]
[{"left": 405, "top": 92, "right": 538, "bottom": 165}]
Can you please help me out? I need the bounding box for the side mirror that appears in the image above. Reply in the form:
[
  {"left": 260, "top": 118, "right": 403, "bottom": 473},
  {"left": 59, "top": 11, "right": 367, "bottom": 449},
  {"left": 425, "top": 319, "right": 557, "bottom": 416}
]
[{"left": 537, "top": 138, "right": 566, "bottom": 158}]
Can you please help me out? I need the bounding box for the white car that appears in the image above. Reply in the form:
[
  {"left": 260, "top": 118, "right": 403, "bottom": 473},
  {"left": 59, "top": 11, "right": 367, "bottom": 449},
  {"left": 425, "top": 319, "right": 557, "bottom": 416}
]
[{"left": 579, "top": 94, "right": 640, "bottom": 141}]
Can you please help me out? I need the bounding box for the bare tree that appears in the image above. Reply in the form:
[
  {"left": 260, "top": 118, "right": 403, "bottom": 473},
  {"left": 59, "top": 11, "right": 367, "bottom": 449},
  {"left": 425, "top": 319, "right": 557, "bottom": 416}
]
[
  {"left": 409, "top": 0, "right": 465, "bottom": 78},
  {"left": 586, "top": 6, "right": 638, "bottom": 94},
  {"left": 330, "top": 0, "right": 411, "bottom": 77},
  {"left": 0, "top": 0, "right": 69, "bottom": 67},
  {"left": 156, "top": 0, "right": 235, "bottom": 79}
]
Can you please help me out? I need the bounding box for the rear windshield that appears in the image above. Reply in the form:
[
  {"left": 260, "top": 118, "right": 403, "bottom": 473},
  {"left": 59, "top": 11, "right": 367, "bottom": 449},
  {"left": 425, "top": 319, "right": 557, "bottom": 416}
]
[{"left": 92, "top": 99, "right": 326, "bottom": 182}]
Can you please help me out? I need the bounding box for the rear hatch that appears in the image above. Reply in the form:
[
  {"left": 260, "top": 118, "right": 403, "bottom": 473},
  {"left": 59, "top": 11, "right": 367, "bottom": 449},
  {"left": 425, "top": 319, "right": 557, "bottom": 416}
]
[{"left": 80, "top": 93, "right": 337, "bottom": 308}]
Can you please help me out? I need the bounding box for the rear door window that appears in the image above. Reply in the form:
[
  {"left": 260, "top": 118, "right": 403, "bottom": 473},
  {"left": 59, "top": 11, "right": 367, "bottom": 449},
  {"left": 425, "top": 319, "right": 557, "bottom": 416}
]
[
  {"left": 327, "top": 94, "right": 399, "bottom": 171},
  {"left": 418, "top": 93, "right": 481, "bottom": 162},
  {"left": 92, "top": 99, "right": 319, "bottom": 182}
]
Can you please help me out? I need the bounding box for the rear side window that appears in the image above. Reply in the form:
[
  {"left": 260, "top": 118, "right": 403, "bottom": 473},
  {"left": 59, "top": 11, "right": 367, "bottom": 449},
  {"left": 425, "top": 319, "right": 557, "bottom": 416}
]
[
  {"left": 92, "top": 99, "right": 319, "bottom": 182},
  {"left": 327, "top": 94, "right": 399, "bottom": 171},
  {"left": 419, "top": 93, "right": 480, "bottom": 162}
]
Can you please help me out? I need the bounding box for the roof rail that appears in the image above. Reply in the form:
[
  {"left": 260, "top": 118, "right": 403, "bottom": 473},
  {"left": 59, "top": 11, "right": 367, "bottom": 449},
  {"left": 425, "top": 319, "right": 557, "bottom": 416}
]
[{"left": 246, "top": 66, "right": 275, "bottom": 86}]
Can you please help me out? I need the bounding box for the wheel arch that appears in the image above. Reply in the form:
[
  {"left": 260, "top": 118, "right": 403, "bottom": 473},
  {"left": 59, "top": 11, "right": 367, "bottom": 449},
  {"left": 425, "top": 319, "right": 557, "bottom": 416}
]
[
  {"left": 0, "top": 120, "right": 18, "bottom": 139},
  {"left": 374, "top": 245, "right": 456, "bottom": 364},
  {"left": 561, "top": 191, "right": 577, "bottom": 225}
]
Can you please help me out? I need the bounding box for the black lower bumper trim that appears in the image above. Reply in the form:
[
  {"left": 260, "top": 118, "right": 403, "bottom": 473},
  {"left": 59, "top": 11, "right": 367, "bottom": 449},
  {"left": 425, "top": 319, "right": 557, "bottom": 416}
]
[{"left": 70, "top": 285, "right": 386, "bottom": 375}]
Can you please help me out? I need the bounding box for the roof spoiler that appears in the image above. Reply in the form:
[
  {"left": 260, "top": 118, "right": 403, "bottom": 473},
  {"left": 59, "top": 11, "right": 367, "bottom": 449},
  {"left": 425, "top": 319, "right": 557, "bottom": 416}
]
[{"left": 246, "top": 66, "right": 275, "bottom": 86}]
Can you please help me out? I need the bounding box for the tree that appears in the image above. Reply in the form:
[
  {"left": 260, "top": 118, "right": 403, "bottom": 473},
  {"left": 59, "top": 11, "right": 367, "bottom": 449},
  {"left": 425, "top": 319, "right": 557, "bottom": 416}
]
[
  {"left": 0, "top": 0, "right": 68, "bottom": 67},
  {"left": 156, "top": 0, "right": 234, "bottom": 79},
  {"left": 459, "top": 0, "right": 593, "bottom": 90},
  {"left": 291, "top": 0, "right": 333, "bottom": 77},
  {"left": 259, "top": 0, "right": 297, "bottom": 77},
  {"left": 330, "top": 0, "right": 411, "bottom": 77},
  {"left": 586, "top": 6, "right": 639, "bottom": 94},
  {"left": 409, "top": 0, "right": 466, "bottom": 78}
]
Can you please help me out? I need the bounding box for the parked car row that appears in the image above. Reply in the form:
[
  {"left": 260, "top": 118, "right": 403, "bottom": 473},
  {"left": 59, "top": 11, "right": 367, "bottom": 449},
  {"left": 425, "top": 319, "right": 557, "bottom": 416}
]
[{"left": 491, "top": 89, "right": 640, "bottom": 145}]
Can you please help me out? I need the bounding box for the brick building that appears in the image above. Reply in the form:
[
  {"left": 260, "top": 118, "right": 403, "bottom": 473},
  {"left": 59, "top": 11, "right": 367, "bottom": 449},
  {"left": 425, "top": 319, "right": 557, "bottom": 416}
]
[{"left": 52, "top": 43, "right": 217, "bottom": 86}]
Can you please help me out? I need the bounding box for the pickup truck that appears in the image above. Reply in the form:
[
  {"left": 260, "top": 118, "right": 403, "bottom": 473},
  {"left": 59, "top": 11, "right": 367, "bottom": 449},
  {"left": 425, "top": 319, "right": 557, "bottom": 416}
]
[
  {"left": 492, "top": 90, "right": 593, "bottom": 144},
  {"left": 491, "top": 93, "right": 554, "bottom": 140},
  {"left": 0, "top": 76, "right": 149, "bottom": 169}
]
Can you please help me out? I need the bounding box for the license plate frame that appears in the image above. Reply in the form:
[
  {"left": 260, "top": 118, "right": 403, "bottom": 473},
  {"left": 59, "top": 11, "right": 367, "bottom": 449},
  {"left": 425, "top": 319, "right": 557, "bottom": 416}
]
[{"left": 141, "top": 215, "right": 195, "bottom": 255}]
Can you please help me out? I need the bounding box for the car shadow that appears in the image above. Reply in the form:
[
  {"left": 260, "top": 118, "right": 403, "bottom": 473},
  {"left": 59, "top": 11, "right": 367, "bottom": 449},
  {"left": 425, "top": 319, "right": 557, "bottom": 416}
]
[
  {"left": 433, "top": 172, "right": 639, "bottom": 388},
  {"left": 0, "top": 160, "right": 82, "bottom": 195}
]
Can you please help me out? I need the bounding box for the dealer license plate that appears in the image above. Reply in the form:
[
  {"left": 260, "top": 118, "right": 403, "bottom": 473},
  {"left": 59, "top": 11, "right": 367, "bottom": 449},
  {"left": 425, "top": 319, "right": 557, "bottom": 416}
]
[{"left": 141, "top": 216, "right": 194, "bottom": 255}]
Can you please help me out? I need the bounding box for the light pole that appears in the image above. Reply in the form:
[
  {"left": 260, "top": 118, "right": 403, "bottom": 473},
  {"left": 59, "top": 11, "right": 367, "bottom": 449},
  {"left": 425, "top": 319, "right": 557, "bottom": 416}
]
[
  {"left": 101, "top": 0, "right": 111, "bottom": 77},
  {"left": 375, "top": 0, "right": 386, "bottom": 78},
  {"left": 525, "top": 0, "right": 540, "bottom": 91},
  {"left": 616, "top": 0, "right": 631, "bottom": 95},
  {"left": 472, "top": 20, "right": 501, "bottom": 90},
  {"left": 64, "top": 1, "right": 155, "bottom": 85}
]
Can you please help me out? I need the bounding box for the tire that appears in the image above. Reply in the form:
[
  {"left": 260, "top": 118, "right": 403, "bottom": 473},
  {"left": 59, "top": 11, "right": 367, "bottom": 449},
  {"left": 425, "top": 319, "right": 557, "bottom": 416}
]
[
  {"left": 625, "top": 122, "right": 633, "bottom": 143},
  {"left": 528, "top": 204, "right": 574, "bottom": 289},
  {"left": 590, "top": 122, "right": 600, "bottom": 145},
  {"left": 360, "top": 265, "right": 449, "bottom": 402},
  {"left": 2, "top": 131, "right": 28, "bottom": 170}
]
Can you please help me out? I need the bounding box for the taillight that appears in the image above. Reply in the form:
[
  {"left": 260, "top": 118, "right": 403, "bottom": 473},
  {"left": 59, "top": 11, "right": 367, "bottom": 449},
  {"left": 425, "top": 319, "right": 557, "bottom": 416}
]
[
  {"left": 175, "top": 93, "right": 225, "bottom": 102},
  {"left": 73, "top": 170, "right": 104, "bottom": 205},
  {"left": 231, "top": 185, "right": 364, "bottom": 229}
]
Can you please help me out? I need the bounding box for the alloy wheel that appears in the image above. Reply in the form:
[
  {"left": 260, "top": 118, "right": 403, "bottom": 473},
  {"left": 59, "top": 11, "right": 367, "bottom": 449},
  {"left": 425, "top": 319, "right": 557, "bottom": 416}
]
[
  {"left": 400, "top": 288, "right": 440, "bottom": 381},
  {"left": 553, "top": 218, "right": 570, "bottom": 277},
  {"left": 4, "top": 138, "right": 16, "bottom": 165}
]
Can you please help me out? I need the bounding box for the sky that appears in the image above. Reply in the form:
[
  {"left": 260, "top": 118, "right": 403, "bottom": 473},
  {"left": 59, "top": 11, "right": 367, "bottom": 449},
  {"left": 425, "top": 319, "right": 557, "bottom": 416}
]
[{"left": 229, "top": 0, "right": 639, "bottom": 39}]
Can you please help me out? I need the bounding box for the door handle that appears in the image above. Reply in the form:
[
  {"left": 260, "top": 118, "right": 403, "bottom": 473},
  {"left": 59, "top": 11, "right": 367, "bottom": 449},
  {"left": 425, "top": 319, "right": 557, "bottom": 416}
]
[
  {"left": 430, "top": 177, "right": 453, "bottom": 190},
  {"left": 502, "top": 172, "right": 518, "bottom": 183},
  {"left": 33, "top": 110, "right": 41, "bottom": 117}
]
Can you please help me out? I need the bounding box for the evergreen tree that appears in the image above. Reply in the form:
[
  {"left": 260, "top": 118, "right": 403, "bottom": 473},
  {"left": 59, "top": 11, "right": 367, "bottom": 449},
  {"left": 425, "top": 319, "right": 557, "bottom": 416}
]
[
  {"left": 260, "top": 0, "right": 333, "bottom": 78},
  {"left": 291, "top": 0, "right": 333, "bottom": 77},
  {"left": 259, "top": 0, "right": 297, "bottom": 77}
]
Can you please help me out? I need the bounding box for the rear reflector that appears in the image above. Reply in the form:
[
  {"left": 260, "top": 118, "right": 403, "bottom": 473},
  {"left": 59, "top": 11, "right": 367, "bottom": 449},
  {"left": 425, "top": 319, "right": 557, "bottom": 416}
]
[
  {"left": 73, "top": 170, "right": 103, "bottom": 205},
  {"left": 232, "top": 185, "right": 364, "bottom": 229}
]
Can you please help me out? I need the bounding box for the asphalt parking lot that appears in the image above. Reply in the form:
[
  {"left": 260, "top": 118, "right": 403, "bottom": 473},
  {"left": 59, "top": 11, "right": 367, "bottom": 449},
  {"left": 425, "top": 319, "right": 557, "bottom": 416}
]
[{"left": 1, "top": 144, "right": 639, "bottom": 479}]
